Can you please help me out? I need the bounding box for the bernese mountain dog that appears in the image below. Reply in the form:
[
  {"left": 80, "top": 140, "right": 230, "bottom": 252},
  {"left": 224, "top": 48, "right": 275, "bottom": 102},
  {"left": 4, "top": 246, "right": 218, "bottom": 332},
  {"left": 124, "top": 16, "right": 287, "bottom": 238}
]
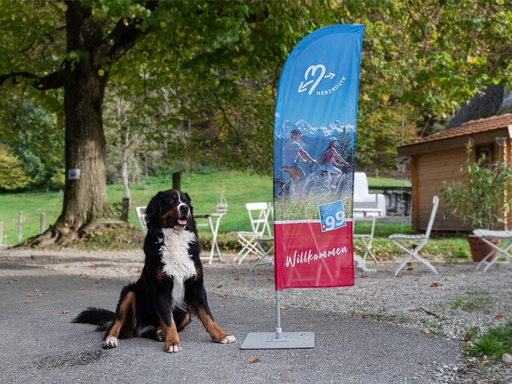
[{"left": 73, "top": 189, "right": 236, "bottom": 353}]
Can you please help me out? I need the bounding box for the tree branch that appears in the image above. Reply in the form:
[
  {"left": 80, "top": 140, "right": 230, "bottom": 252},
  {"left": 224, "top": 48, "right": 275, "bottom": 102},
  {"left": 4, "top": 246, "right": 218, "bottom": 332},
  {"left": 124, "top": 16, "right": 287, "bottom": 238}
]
[
  {"left": 95, "top": 1, "right": 159, "bottom": 64},
  {"left": 0, "top": 69, "right": 66, "bottom": 90}
]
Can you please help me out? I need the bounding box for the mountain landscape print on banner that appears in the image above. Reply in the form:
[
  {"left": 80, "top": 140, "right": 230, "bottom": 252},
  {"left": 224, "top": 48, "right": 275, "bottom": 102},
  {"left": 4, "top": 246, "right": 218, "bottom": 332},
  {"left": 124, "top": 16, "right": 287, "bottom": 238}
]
[{"left": 273, "top": 119, "right": 356, "bottom": 182}]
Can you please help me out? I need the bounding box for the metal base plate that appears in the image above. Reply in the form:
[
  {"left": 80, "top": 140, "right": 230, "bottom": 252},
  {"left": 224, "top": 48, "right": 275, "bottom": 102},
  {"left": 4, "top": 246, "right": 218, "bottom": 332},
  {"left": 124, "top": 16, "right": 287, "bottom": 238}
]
[{"left": 240, "top": 332, "right": 315, "bottom": 350}]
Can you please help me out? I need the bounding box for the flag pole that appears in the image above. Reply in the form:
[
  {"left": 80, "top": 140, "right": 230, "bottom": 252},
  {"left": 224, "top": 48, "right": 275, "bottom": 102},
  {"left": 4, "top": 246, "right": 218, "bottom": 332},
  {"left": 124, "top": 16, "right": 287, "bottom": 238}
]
[{"left": 275, "top": 291, "right": 283, "bottom": 339}]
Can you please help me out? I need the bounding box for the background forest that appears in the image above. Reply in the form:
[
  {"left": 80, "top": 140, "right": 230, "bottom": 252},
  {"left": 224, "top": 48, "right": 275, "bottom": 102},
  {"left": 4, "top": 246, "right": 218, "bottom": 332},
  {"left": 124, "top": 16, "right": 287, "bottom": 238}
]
[{"left": 0, "top": 0, "right": 510, "bottom": 245}]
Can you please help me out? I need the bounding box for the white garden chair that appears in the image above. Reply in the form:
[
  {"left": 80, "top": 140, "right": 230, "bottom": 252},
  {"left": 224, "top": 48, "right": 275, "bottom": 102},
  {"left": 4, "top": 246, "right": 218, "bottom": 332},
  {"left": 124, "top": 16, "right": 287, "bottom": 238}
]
[
  {"left": 135, "top": 206, "right": 147, "bottom": 235},
  {"left": 390, "top": 195, "right": 439, "bottom": 276}
]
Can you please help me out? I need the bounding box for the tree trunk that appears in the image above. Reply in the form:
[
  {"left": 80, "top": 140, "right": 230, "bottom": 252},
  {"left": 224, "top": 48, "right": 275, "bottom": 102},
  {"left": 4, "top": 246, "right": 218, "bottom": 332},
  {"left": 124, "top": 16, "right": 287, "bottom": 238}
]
[
  {"left": 30, "top": 53, "right": 116, "bottom": 246},
  {"left": 60, "top": 69, "right": 115, "bottom": 228},
  {"left": 28, "top": 72, "right": 120, "bottom": 247},
  {"left": 120, "top": 130, "right": 132, "bottom": 201}
]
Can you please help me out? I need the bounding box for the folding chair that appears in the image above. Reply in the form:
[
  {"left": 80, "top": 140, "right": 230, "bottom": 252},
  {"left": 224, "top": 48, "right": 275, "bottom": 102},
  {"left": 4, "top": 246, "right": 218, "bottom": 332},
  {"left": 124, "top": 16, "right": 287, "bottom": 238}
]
[
  {"left": 353, "top": 214, "right": 378, "bottom": 264},
  {"left": 231, "top": 202, "right": 272, "bottom": 264},
  {"left": 135, "top": 206, "right": 147, "bottom": 235},
  {"left": 248, "top": 202, "right": 274, "bottom": 271},
  {"left": 473, "top": 229, "right": 512, "bottom": 272},
  {"left": 390, "top": 196, "right": 439, "bottom": 276}
]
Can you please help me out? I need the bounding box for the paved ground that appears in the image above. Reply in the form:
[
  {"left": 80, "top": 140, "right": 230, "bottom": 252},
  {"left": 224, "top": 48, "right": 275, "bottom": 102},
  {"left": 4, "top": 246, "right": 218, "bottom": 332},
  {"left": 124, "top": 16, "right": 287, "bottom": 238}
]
[{"left": 0, "top": 251, "right": 466, "bottom": 384}]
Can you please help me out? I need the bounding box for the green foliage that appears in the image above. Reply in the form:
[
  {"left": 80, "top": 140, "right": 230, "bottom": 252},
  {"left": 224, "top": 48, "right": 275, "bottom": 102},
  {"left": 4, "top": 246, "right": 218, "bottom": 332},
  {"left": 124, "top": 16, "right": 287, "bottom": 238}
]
[
  {"left": 0, "top": 95, "right": 65, "bottom": 190},
  {"left": 0, "top": 143, "right": 33, "bottom": 191},
  {"left": 441, "top": 141, "right": 512, "bottom": 230},
  {"left": 466, "top": 322, "right": 512, "bottom": 361},
  {"left": 1, "top": 0, "right": 510, "bottom": 179}
]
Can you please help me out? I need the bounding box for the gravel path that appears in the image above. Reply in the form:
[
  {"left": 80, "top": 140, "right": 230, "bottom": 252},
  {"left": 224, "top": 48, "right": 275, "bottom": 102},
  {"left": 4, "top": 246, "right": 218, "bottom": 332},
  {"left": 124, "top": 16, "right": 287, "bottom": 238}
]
[{"left": 1, "top": 248, "right": 511, "bottom": 383}]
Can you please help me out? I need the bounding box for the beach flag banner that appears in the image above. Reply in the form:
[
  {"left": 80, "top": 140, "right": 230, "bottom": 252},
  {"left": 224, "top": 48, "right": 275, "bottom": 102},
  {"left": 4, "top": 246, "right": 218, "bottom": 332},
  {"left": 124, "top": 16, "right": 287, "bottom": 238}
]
[
  {"left": 274, "top": 24, "right": 363, "bottom": 290},
  {"left": 241, "top": 25, "right": 364, "bottom": 350}
]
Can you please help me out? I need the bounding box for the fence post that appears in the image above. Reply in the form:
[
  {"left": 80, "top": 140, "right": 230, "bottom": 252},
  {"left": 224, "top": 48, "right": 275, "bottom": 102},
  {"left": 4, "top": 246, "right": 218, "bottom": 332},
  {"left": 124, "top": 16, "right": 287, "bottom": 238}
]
[
  {"left": 40, "top": 213, "right": 45, "bottom": 234},
  {"left": 172, "top": 171, "right": 182, "bottom": 190},
  {"left": 121, "top": 198, "right": 130, "bottom": 222},
  {"left": 18, "top": 211, "right": 23, "bottom": 243}
]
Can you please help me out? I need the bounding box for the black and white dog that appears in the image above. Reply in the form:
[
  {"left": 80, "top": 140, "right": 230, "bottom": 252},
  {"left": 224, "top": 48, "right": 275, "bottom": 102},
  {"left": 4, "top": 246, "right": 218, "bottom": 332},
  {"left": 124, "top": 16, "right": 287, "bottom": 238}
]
[{"left": 73, "top": 189, "right": 236, "bottom": 352}]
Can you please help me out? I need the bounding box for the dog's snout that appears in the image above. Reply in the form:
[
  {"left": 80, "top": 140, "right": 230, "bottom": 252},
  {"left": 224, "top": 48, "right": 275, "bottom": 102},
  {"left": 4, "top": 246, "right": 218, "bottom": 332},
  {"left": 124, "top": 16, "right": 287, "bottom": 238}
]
[{"left": 179, "top": 204, "right": 189, "bottom": 217}]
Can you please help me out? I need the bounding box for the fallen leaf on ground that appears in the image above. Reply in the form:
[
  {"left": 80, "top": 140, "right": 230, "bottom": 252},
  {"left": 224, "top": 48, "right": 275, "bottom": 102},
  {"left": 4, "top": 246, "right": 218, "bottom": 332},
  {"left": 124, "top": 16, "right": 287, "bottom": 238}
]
[
  {"left": 62, "top": 310, "right": 69, "bottom": 314},
  {"left": 422, "top": 329, "right": 431, "bottom": 334},
  {"left": 249, "top": 357, "right": 261, "bottom": 363},
  {"left": 430, "top": 282, "right": 439, "bottom": 287},
  {"left": 496, "top": 313, "right": 505, "bottom": 319}
]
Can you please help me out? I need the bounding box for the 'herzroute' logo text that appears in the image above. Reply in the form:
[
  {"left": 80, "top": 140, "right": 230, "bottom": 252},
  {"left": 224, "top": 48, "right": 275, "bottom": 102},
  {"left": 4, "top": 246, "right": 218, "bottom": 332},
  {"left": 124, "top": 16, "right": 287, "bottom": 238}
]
[{"left": 298, "top": 64, "right": 346, "bottom": 96}]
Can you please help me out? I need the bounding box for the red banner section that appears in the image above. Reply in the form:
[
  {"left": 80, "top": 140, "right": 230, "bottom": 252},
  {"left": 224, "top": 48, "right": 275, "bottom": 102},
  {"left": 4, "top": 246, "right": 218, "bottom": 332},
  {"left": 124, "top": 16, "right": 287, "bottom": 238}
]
[{"left": 274, "top": 221, "right": 354, "bottom": 290}]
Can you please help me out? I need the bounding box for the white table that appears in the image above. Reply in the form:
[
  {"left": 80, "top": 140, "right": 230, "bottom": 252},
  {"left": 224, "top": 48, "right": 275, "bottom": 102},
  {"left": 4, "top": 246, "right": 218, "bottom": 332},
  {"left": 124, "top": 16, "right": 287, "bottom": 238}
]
[
  {"left": 473, "top": 229, "right": 512, "bottom": 272},
  {"left": 195, "top": 212, "right": 225, "bottom": 264},
  {"left": 352, "top": 208, "right": 383, "bottom": 272}
]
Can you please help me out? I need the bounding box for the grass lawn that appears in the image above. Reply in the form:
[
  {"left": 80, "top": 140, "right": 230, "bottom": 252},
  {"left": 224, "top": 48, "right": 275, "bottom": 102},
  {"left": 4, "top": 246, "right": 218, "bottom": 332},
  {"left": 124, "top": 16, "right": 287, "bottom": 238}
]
[
  {"left": 0, "top": 170, "right": 470, "bottom": 261},
  {"left": 0, "top": 170, "right": 272, "bottom": 246}
]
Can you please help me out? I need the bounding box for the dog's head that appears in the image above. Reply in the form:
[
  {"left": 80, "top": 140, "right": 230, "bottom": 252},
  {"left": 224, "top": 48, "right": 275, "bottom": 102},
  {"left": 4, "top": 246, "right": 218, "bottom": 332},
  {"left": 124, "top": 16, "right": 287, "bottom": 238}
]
[{"left": 145, "top": 189, "right": 194, "bottom": 231}]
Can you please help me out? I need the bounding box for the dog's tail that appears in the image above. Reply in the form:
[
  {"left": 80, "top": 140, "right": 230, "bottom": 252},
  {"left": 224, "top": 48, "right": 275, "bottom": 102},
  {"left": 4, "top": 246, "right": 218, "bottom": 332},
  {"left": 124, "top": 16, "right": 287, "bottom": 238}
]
[{"left": 72, "top": 307, "right": 116, "bottom": 331}]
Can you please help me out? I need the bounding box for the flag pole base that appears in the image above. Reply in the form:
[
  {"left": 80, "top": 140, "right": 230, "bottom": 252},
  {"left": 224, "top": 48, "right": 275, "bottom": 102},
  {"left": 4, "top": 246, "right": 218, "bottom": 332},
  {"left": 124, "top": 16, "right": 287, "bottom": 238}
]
[{"left": 240, "top": 331, "right": 315, "bottom": 350}]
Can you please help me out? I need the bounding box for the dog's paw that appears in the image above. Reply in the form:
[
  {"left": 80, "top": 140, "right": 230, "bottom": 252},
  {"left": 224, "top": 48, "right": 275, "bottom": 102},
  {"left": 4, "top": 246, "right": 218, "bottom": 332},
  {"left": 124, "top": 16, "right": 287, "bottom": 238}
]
[
  {"left": 156, "top": 328, "right": 164, "bottom": 341},
  {"left": 165, "top": 343, "right": 182, "bottom": 353},
  {"left": 102, "top": 336, "right": 119, "bottom": 349},
  {"left": 220, "top": 335, "right": 236, "bottom": 344}
]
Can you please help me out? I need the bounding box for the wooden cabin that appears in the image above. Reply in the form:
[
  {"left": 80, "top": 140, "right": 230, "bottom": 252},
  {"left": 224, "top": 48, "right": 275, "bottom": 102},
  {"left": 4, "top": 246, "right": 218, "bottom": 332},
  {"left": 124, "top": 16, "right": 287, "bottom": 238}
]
[{"left": 397, "top": 114, "right": 512, "bottom": 232}]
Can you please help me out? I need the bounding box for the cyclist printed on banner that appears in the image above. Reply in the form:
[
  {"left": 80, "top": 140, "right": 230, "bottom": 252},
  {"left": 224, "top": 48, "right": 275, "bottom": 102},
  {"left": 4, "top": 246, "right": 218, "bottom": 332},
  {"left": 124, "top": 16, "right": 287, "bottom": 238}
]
[
  {"left": 282, "top": 129, "right": 317, "bottom": 194},
  {"left": 320, "top": 137, "right": 350, "bottom": 190}
]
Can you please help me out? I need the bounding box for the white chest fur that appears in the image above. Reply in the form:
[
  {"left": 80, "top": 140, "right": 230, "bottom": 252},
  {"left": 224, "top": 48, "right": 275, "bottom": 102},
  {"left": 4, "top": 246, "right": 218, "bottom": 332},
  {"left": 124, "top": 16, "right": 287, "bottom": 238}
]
[{"left": 160, "top": 228, "right": 197, "bottom": 310}]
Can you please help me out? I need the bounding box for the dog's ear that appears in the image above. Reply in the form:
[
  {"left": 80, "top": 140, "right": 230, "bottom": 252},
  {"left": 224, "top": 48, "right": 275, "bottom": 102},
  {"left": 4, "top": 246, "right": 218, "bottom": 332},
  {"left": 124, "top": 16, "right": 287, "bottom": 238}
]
[{"left": 145, "top": 191, "right": 164, "bottom": 222}]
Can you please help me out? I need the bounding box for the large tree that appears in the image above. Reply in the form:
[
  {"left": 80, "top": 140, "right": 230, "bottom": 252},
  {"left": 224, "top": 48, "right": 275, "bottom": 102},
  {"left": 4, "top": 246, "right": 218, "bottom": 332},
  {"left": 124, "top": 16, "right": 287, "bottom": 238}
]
[{"left": 0, "top": 0, "right": 335, "bottom": 246}]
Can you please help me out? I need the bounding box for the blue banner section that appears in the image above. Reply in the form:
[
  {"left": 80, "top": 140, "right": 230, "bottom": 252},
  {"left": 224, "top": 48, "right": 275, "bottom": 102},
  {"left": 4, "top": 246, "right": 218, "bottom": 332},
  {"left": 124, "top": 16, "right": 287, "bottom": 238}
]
[{"left": 273, "top": 25, "right": 364, "bottom": 289}]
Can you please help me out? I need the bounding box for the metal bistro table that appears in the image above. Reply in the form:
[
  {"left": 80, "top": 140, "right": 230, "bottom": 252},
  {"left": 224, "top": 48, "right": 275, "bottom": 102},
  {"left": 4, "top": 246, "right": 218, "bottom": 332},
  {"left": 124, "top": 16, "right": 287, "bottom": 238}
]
[
  {"left": 352, "top": 207, "right": 383, "bottom": 272},
  {"left": 195, "top": 212, "right": 225, "bottom": 264}
]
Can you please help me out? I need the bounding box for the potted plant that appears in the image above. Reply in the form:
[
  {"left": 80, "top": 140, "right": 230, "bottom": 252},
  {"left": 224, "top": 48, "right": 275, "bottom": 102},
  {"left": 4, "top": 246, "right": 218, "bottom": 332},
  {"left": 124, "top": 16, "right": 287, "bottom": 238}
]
[{"left": 441, "top": 140, "right": 512, "bottom": 261}]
